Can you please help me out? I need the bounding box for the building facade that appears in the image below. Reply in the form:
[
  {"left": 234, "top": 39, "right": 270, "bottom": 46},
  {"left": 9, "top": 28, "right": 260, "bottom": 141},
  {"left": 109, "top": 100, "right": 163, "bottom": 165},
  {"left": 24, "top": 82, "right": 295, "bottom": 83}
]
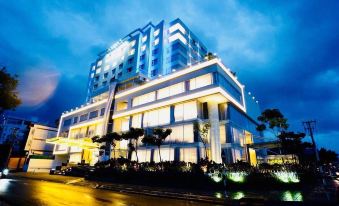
[{"left": 48, "top": 19, "right": 262, "bottom": 166}]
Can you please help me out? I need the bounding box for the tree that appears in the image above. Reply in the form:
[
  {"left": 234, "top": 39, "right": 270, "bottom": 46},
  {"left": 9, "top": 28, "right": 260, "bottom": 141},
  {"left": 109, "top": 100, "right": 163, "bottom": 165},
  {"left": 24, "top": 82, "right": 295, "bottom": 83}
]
[
  {"left": 92, "top": 132, "right": 122, "bottom": 159},
  {"left": 193, "top": 121, "right": 210, "bottom": 160},
  {"left": 0, "top": 67, "right": 21, "bottom": 114},
  {"left": 256, "top": 109, "right": 289, "bottom": 136},
  {"left": 121, "top": 127, "right": 144, "bottom": 162},
  {"left": 319, "top": 148, "right": 338, "bottom": 163},
  {"left": 278, "top": 131, "right": 305, "bottom": 160},
  {"left": 142, "top": 128, "right": 172, "bottom": 163},
  {"left": 204, "top": 52, "right": 217, "bottom": 61}
]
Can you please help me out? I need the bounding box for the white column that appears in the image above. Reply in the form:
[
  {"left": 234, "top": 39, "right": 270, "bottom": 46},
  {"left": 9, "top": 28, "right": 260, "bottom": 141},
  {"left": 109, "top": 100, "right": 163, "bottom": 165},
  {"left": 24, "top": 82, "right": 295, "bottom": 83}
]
[{"left": 208, "top": 102, "right": 222, "bottom": 163}]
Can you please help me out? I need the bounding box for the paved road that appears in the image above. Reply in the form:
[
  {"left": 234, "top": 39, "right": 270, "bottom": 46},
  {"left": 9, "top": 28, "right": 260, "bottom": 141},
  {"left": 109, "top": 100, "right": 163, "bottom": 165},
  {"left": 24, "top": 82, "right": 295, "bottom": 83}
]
[{"left": 0, "top": 178, "right": 219, "bottom": 206}]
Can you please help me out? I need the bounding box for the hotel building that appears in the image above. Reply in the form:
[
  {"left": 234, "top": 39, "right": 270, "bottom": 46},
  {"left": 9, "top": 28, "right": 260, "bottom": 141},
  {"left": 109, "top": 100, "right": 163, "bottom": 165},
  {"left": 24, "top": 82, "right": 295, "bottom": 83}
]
[{"left": 48, "top": 19, "right": 262, "bottom": 166}]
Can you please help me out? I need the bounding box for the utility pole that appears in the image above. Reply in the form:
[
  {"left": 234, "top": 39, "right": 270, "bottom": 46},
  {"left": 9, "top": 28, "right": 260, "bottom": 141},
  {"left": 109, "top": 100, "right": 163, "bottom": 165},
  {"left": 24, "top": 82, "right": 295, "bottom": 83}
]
[{"left": 303, "top": 120, "right": 323, "bottom": 173}]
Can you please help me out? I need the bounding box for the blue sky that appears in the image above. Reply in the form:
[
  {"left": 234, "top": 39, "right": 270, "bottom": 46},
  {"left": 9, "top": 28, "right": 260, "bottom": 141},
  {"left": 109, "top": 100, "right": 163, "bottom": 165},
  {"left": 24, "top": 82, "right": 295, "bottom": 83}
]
[{"left": 1, "top": 0, "right": 338, "bottom": 152}]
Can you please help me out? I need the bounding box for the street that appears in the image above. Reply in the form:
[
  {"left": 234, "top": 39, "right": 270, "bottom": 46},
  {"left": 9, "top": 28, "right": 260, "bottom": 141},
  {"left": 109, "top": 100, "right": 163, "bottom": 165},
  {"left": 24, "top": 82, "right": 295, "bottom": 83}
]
[{"left": 0, "top": 178, "right": 218, "bottom": 206}]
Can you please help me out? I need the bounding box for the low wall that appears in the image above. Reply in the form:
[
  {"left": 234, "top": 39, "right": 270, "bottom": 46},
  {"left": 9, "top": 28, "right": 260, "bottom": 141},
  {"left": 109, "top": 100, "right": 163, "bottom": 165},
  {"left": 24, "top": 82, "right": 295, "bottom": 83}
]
[{"left": 25, "top": 159, "right": 63, "bottom": 173}]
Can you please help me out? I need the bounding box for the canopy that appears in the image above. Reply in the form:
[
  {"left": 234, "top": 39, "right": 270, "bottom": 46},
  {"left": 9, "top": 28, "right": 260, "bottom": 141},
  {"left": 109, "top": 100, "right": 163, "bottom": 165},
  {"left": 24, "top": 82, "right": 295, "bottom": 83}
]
[{"left": 46, "top": 137, "right": 100, "bottom": 149}]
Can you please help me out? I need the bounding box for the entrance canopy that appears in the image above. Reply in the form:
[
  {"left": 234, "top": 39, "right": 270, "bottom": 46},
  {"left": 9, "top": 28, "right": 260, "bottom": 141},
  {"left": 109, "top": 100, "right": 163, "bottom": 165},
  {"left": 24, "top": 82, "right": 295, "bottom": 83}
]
[{"left": 46, "top": 137, "right": 100, "bottom": 149}]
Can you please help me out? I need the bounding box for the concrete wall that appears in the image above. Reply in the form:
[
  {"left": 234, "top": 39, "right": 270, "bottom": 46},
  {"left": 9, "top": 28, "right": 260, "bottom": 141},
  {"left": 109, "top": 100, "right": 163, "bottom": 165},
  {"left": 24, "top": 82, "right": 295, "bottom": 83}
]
[{"left": 25, "top": 159, "right": 64, "bottom": 173}]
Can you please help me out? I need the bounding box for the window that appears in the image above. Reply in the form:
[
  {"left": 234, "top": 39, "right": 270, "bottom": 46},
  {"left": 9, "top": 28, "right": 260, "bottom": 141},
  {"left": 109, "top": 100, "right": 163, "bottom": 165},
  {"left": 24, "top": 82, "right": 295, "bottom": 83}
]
[
  {"left": 218, "top": 103, "right": 226, "bottom": 120},
  {"left": 151, "top": 69, "right": 158, "bottom": 77},
  {"left": 189, "top": 73, "right": 212, "bottom": 90},
  {"left": 174, "top": 101, "right": 197, "bottom": 122},
  {"left": 112, "top": 69, "right": 116, "bottom": 74},
  {"left": 201, "top": 102, "right": 209, "bottom": 119},
  {"left": 100, "top": 108, "right": 105, "bottom": 116},
  {"left": 152, "top": 59, "right": 158, "bottom": 66},
  {"left": 90, "top": 73, "right": 94, "bottom": 78},
  {"left": 127, "top": 67, "right": 132, "bottom": 73},
  {"left": 92, "top": 66, "right": 96, "bottom": 71},
  {"left": 141, "top": 45, "right": 146, "bottom": 52},
  {"left": 154, "top": 38, "right": 159, "bottom": 46},
  {"left": 94, "top": 76, "right": 99, "bottom": 81},
  {"left": 116, "top": 101, "right": 128, "bottom": 111},
  {"left": 140, "top": 54, "right": 145, "bottom": 61},
  {"left": 142, "top": 35, "right": 147, "bottom": 42},
  {"left": 180, "top": 148, "right": 197, "bottom": 163},
  {"left": 97, "top": 60, "right": 102, "bottom": 67},
  {"left": 152, "top": 49, "right": 158, "bottom": 56},
  {"left": 139, "top": 64, "right": 145, "bottom": 70},
  {"left": 129, "top": 49, "right": 135, "bottom": 56},
  {"left": 157, "top": 82, "right": 185, "bottom": 99},
  {"left": 154, "top": 29, "right": 160, "bottom": 37},
  {"left": 169, "top": 23, "right": 186, "bottom": 34},
  {"left": 143, "top": 107, "right": 170, "bottom": 127},
  {"left": 63, "top": 119, "right": 72, "bottom": 126},
  {"left": 93, "top": 84, "right": 98, "bottom": 89},
  {"left": 153, "top": 148, "right": 174, "bottom": 163},
  {"left": 103, "top": 73, "right": 108, "bottom": 78},
  {"left": 89, "top": 110, "right": 98, "bottom": 119},
  {"left": 102, "top": 81, "right": 107, "bottom": 86},
  {"left": 95, "top": 68, "right": 101, "bottom": 74},
  {"left": 132, "top": 92, "right": 156, "bottom": 107},
  {"left": 73, "top": 117, "right": 78, "bottom": 124},
  {"left": 119, "top": 63, "right": 123, "bottom": 69},
  {"left": 128, "top": 57, "right": 134, "bottom": 64},
  {"left": 168, "top": 33, "right": 187, "bottom": 44},
  {"left": 167, "top": 124, "right": 194, "bottom": 143},
  {"left": 130, "top": 40, "right": 136, "bottom": 47},
  {"left": 80, "top": 114, "right": 88, "bottom": 122},
  {"left": 132, "top": 113, "right": 142, "bottom": 128},
  {"left": 118, "top": 72, "right": 122, "bottom": 77}
]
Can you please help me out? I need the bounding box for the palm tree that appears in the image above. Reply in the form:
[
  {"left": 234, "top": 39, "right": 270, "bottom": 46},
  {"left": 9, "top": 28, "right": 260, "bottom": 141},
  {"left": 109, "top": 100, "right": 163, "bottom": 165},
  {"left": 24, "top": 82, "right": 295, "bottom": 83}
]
[
  {"left": 121, "top": 128, "right": 144, "bottom": 162},
  {"left": 92, "top": 132, "right": 122, "bottom": 160},
  {"left": 142, "top": 128, "right": 172, "bottom": 163}
]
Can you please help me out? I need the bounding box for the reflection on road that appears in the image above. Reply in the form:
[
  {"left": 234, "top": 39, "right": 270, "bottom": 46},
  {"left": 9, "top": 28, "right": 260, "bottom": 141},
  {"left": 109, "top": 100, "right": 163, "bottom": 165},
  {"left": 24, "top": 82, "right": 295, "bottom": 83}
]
[{"left": 0, "top": 179, "right": 216, "bottom": 206}]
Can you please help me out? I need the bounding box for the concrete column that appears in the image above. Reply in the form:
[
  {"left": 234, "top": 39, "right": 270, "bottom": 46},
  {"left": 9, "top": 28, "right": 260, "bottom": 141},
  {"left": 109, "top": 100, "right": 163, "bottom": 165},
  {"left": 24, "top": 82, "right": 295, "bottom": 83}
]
[{"left": 208, "top": 102, "right": 222, "bottom": 163}]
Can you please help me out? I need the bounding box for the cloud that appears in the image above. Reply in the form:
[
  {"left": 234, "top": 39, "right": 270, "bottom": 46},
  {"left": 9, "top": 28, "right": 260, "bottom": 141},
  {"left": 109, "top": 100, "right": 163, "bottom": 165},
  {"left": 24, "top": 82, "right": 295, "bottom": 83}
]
[{"left": 18, "top": 65, "right": 60, "bottom": 107}]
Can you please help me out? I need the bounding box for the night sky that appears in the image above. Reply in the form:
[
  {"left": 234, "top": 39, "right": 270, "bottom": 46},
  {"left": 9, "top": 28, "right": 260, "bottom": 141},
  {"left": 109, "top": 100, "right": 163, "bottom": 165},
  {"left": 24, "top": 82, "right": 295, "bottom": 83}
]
[{"left": 1, "top": 1, "right": 338, "bottom": 152}]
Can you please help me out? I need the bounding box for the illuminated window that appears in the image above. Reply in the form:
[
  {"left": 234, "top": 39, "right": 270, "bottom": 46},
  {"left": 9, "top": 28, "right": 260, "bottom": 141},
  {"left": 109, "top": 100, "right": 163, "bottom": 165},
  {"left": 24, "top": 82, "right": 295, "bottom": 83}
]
[
  {"left": 132, "top": 92, "right": 156, "bottom": 107},
  {"left": 130, "top": 40, "right": 136, "bottom": 47},
  {"left": 174, "top": 101, "right": 197, "bottom": 122},
  {"left": 142, "top": 35, "right": 147, "bottom": 43},
  {"left": 189, "top": 73, "right": 212, "bottom": 90},
  {"left": 168, "top": 33, "right": 187, "bottom": 44},
  {"left": 157, "top": 82, "right": 185, "bottom": 99},
  {"left": 180, "top": 147, "right": 197, "bottom": 163},
  {"left": 169, "top": 23, "right": 186, "bottom": 34},
  {"left": 92, "top": 66, "right": 96, "bottom": 71},
  {"left": 112, "top": 62, "right": 117, "bottom": 67},
  {"left": 116, "top": 101, "right": 128, "bottom": 111},
  {"left": 154, "top": 29, "right": 160, "bottom": 37},
  {"left": 143, "top": 107, "right": 170, "bottom": 127},
  {"left": 104, "top": 65, "right": 110, "bottom": 71},
  {"left": 90, "top": 73, "right": 94, "bottom": 78},
  {"left": 131, "top": 113, "right": 142, "bottom": 128},
  {"left": 220, "top": 125, "right": 226, "bottom": 144},
  {"left": 89, "top": 110, "right": 98, "bottom": 119},
  {"left": 141, "top": 45, "right": 146, "bottom": 52},
  {"left": 153, "top": 148, "right": 174, "bottom": 163},
  {"left": 129, "top": 49, "right": 135, "bottom": 56},
  {"left": 97, "top": 60, "right": 102, "bottom": 67},
  {"left": 154, "top": 38, "right": 159, "bottom": 46},
  {"left": 132, "top": 149, "right": 151, "bottom": 162},
  {"left": 113, "top": 117, "right": 130, "bottom": 133},
  {"left": 95, "top": 68, "right": 101, "bottom": 74}
]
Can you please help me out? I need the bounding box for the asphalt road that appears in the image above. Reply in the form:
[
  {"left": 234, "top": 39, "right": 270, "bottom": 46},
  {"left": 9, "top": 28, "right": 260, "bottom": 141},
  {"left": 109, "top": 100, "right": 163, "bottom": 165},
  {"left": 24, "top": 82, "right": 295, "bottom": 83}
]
[{"left": 0, "top": 178, "right": 219, "bottom": 206}]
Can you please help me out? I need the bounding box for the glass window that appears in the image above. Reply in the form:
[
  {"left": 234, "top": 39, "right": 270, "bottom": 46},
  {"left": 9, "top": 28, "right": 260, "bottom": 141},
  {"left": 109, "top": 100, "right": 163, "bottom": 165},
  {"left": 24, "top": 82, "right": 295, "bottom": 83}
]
[
  {"left": 100, "top": 108, "right": 105, "bottom": 116},
  {"left": 116, "top": 101, "right": 128, "bottom": 111},
  {"left": 130, "top": 40, "right": 136, "bottom": 47},
  {"left": 154, "top": 29, "right": 160, "bottom": 37},
  {"left": 132, "top": 113, "right": 142, "bottom": 128},
  {"left": 189, "top": 73, "right": 212, "bottom": 90},
  {"left": 153, "top": 148, "right": 174, "bottom": 163},
  {"left": 89, "top": 110, "right": 98, "bottom": 119},
  {"left": 154, "top": 38, "right": 159, "bottom": 46},
  {"left": 174, "top": 101, "right": 197, "bottom": 122},
  {"left": 73, "top": 116, "right": 78, "bottom": 124},
  {"left": 129, "top": 49, "right": 135, "bottom": 56},
  {"left": 143, "top": 107, "right": 170, "bottom": 127},
  {"left": 167, "top": 124, "right": 193, "bottom": 143},
  {"left": 132, "top": 92, "right": 156, "bottom": 107},
  {"left": 141, "top": 45, "right": 146, "bottom": 52},
  {"left": 97, "top": 60, "right": 102, "bottom": 67},
  {"left": 79, "top": 114, "right": 88, "bottom": 122},
  {"left": 180, "top": 148, "right": 197, "bottom": 163},
  {"left": 104, "top": 65, "right": 110, "bottom": 71},
  {"left": 95, "top": 68, "right": 101, "bottom": 74},
  {"left": 142, "top": 35, "right": 147, "bottom": 43},
  {"left": 157, "top": 82, "right": 185, "bottom": 100},
  {"left": 63, "top": 119, "right": 72, "bottom": 126}
]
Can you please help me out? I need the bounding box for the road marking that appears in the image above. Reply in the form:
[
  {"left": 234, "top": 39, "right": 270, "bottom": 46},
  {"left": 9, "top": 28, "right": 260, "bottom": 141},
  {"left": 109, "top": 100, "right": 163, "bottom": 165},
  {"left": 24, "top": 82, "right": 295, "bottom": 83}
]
[{"left": 66, "top": 178, "right": 84, "bottom": 185}]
